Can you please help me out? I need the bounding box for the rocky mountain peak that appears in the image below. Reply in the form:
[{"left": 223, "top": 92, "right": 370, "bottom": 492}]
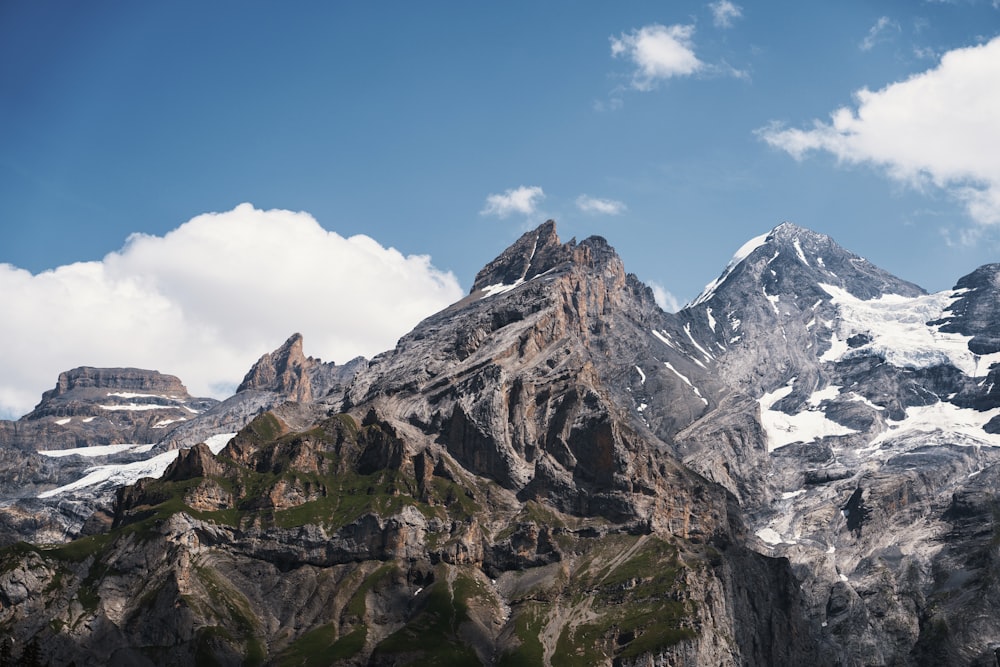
[
  {"left": 24, "top": 367, "right": 198, "bottom": 423},
  {"left": 470, "top": 220, "right": 571, "bottom": 292},
  {"left": 936, "top": 263, "right": 1000, "bottom": 354},
  {"left": 237, "top": 333, "right": 315, "bottom": 401},
  {"left": 691, "top": 222, "right": 924, "bottom": 309},
  {"left": 41, "top": 367, "right": 189, "bottom": 403}
]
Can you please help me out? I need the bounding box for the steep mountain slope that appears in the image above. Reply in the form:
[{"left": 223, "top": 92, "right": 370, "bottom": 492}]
[
  {"left": 0, "top": 222, "right": 817, "bottom": 666},
  {"left": 674, "top": 223, "right": 1000, "bottom": 664},
  {"left": 1, "top": 219, "right": 998, "bottom": 665}
]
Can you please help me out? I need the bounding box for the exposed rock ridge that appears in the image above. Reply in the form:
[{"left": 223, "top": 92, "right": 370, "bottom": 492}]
[
  {"left": 237, "top": 332, "right": 316, "bottom": 402},
  {"left": 935, "top": 263, "right": 1000, "bottom": 355},
  {"left": 41, "top": 367, "right": 189, "bottom": 401},
  {"left": 470, "top": 220, "right": 571, "bottom": 291}
]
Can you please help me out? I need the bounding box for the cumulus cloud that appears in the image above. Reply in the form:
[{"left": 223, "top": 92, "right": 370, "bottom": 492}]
[
  {"left": 648, "top": 281, "right": 681, "bottom": 313},
  {"left": 575, "top": 195, "right": 627, "bottom": 215},
  {"left": 758, "top": 36, "right": 1000, "bottom": 227},
  {"left": 860, "top": 16, "right": 900, "bottom": 52},
  {"left": 611, "top": 24, "right": 703, "bottom": 91},
  {"left": 480, "top": 186, "right": 545, "bottom": 218},
  {"left": 709, "top": 1, "right": 743, "bottom": 29},
  {"left": 0, "top": 204, "right": 464, "bottom": 418}
]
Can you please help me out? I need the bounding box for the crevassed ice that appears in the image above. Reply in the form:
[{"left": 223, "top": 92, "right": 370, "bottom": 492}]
[
  {"left": 871, "top": 403, "right": 1000, "bottom": 448},
  {"left": 818, "top": 284, "right": 1000, "bottom": 375}
]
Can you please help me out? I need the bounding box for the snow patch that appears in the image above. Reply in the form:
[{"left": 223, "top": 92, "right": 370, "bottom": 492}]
[
  {"left": 849, "top": 393, "right": 885, "bottom": 411},
  {"left": 54, "top": 417, "right": 71, "bottom": 426},
  {"left": 81, "top": 416, "right": 96, "bottom": 423},
  {"left": 651, "top": 329, "right": 678, "bottom": 350},
  {"left": 38, "top": 433, "right": 237, "bottom": 498},
  {"left": 664, "top": 362, "right": 708, "bottom": 405},
  {"left": 763, "top": 288, "right": 780, "bottom": 315},
  {"left": 759, "top": 379, "right": 856, "bottom": 452},
  {"left": 100, "top": 404, "right": 170, "bottom": 412},
  {"left": 806, "top": 385, "right": 841, "bottom": 407},
  {"left": 756, "top": 528, "right": 784, "bottom": 545},
  {"left": 793, "top": 238, "right": 809, "bottom": 265},
  {"left": 706, "top": 307, "right": 717, "bottom": 333},
  {"left": 690, "top": 232, "right": 770, "bottom": 306},
  {"left": 683, "top": 323, "right": 714, "bottom": 361},
  {"left": 479, "top": 279, "right": 525, "bottom": 298},
  {"left": 153, "top": 418, "right": 187, "bottom": 428},
  {"left": 107, "top": 392, "right": 180, "bottom": 401},
  {"left": 635, "top": 366, "right": 646, "bottom": 385},
  {"left": 39, "top": 444, "right": 156, "bottom": 458}
]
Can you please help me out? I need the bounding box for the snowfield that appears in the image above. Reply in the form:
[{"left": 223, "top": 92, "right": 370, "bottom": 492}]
[
  {"left": 38, "top": 433, "right": 236, "bottom": 499},
  {"left": 819, "top": 284, "right": 1000, "bottom": 375},
  {"left": 759, "top": 379, "right": 856, "bottom": 452}
]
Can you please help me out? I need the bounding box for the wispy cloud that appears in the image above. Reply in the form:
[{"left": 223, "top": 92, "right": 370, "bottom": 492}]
[
  {"left": 649, "top": 281, "right": 681, "bottom": 313},
  {"left": 859, "top": 16, "right": 900, "bottom": 51},
  {"left": 481, "top": 186, "right": 546, "bottom": 218},
  {"left": 611, "top": 24, "right": 704, "bottom": 91},
  {"left": 709, "top": 1, "right": 743, "bottom": 29},
  {"left": 758, "top": 36, "right": 1000, "bottom": 229},
  {"left": 576, "top": 195, "right": 627, "bottom": 215},
  {"left": 0, "top": 204, "right": 464, "bottom": 418}
]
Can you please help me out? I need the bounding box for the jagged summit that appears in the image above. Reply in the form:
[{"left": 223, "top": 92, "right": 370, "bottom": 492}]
[
  {"left": 237, "top": 333, "right": 366, "bottom": 405},
  {"left": 690, "top": 221, "right": 924, "bottom": 308},
  {"left": 237, "top": 332, "right": 312, "bottom": 400},
  {"left": 471, "top": 220, "right": 570, "bottom": 292}
]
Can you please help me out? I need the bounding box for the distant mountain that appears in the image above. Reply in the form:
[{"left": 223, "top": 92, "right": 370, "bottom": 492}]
[{"left": 1, "top": 220, "right": 999, "bottom": 665}]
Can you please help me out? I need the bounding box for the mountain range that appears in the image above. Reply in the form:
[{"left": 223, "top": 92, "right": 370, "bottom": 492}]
[{"left": 1, "top": 220, "right": 998, "bottom": 665}]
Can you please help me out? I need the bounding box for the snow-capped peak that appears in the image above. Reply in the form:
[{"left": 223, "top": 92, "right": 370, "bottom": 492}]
[{"left": 689, "top": 231, "right": 770, "bottom": 306}]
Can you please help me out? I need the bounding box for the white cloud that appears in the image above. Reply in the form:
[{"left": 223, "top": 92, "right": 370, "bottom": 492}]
[
  {"left": 576, "top": 195, "right": 627, "bottom": 215},
  {"left": 0, "top": 204, "right": 464, "bottom": 418},
  {"left": 758, "top": 36, "right": 1000, "bottom": 227},
  {"left": 611, "top": 24, "right": 703, "bottom": 91},
  {"left": 480, "top": 186, "right": 545, "bottom": 218},
  {"left": 709, "top": 1, "right": 743, "bottom": 29},
  {"left": 649, "top": 281, "right": 681, "bottom": 313},
  {"left": 860, "top": 16, "right": 900, "bottom": 52}
]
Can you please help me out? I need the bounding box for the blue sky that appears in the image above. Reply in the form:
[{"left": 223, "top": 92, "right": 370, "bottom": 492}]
[{"left": 1, "top": 1, "right": 999, "bottom": 416}]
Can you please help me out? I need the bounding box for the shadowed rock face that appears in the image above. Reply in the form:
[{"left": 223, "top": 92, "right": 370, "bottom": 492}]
[
  {"left": 2, "top": 220, "right": 1000, "bottom": 666},
  {"left": 935, "top": 263, "right": 1000, "bottom": 354}
]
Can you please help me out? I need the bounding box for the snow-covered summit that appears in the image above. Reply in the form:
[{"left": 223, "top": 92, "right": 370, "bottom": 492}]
[{"left": 689, "top": 222, "right": 925, "bottom": 310}]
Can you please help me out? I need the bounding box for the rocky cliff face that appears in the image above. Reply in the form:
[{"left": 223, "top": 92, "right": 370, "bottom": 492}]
[
  {"left": 1, "top": 220, "right": 998, "bottom": 665},
  {"left": 671, "top": 223, "right": 1000, "bottom": 665}
]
